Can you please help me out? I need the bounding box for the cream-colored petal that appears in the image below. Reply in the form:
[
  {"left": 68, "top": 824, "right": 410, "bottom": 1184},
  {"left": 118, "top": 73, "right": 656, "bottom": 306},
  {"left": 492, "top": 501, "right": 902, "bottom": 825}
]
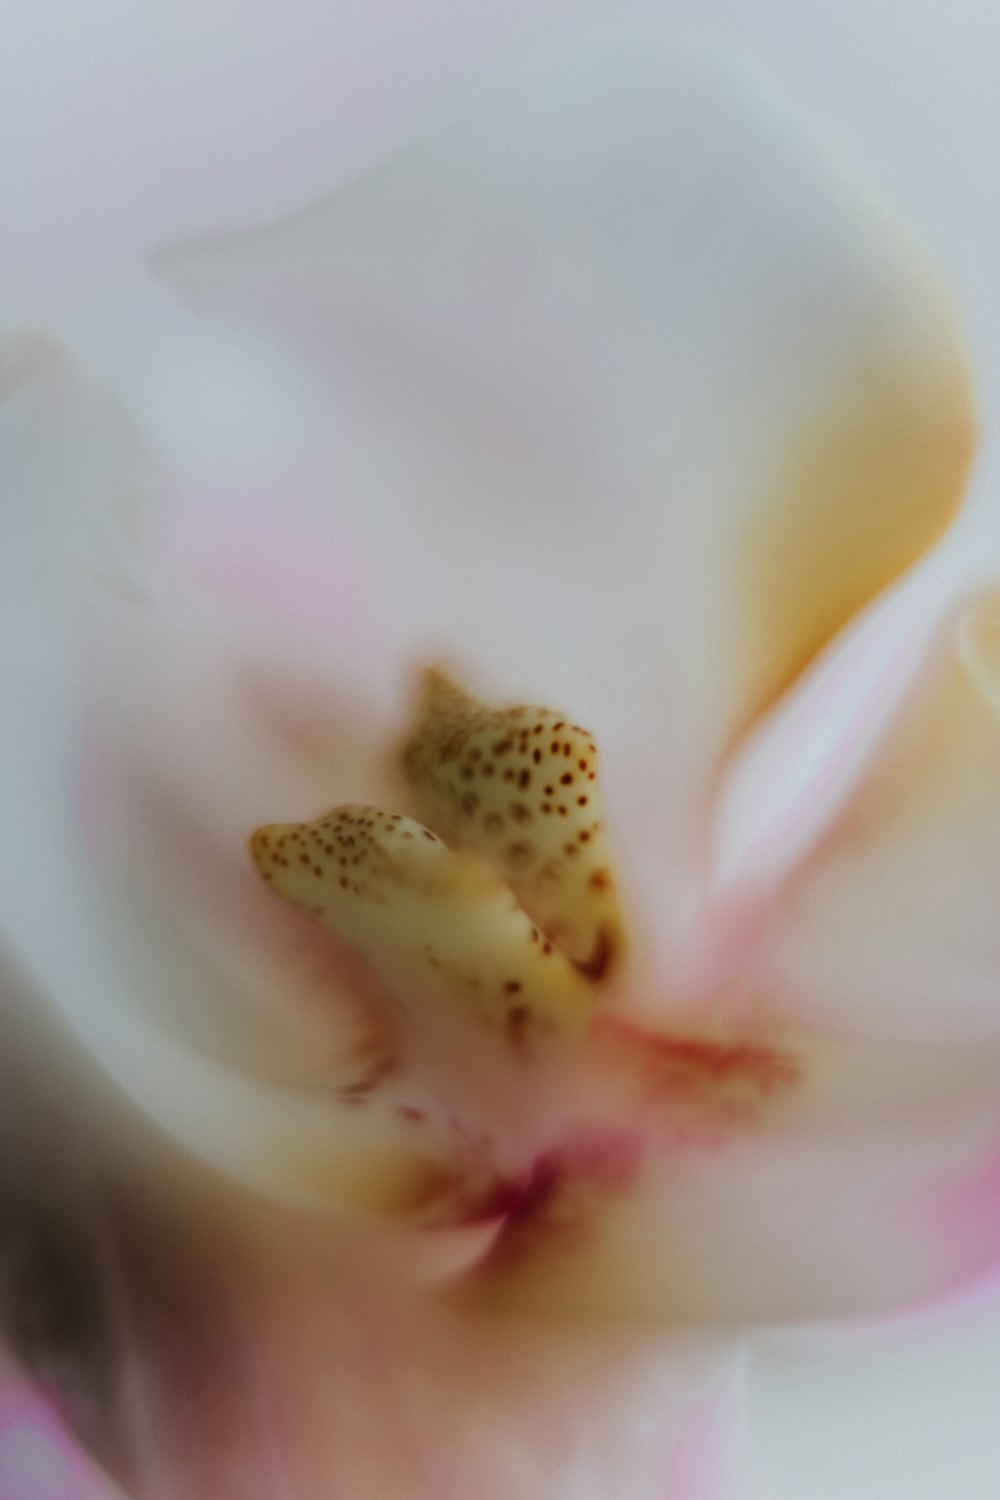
[
  {"left": 87, "top": 599, "right": 523, "bottom": 1222},
  {"left": 0, "top": 333, "right": 480, "bottom": 1226},
  {"left": 459, "top": 1031, "right": 1000, "bottom": 1324},
  {"left": 155, "top": 32, "right": 974, "bottom": 988},
  {"left": 0, "top": 327, "right": 154, "bottom": 1034},
  {"left": 757, "top": 591, "right": 1000, "bottom": 1043}
]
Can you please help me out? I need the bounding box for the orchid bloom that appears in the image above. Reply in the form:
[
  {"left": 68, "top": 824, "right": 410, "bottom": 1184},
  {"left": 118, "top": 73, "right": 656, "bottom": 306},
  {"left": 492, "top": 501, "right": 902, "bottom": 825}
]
[{"left": 5, "top": 28, "right": 1000, "bottom": 1499}]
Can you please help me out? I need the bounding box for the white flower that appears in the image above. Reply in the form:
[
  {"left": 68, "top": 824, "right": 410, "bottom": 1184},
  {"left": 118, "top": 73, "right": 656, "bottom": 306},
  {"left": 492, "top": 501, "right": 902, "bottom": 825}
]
[{"left": 3, "top": 28, "right": 1000, "bottom": 1500}]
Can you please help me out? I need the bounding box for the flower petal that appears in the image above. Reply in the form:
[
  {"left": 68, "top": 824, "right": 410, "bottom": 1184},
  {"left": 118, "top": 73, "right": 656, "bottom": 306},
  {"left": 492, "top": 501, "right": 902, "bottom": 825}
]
[
  {"left": 744, "top": 1268, "right": 1000, "bottom": 1499},
  {"left": 757, "top": 591, "right": 1000, "bottom": 1043},
  {"left": 98, "top": 1207, "right": 746, "bottom": 1500},
  {"left": 460, "top": 1031, "right": 1000, "bottom": 1324},
  {"left": 0, "top": 1369, "right": 125, "bottom": 1500},
  {"left": 154, "top": 31, "right": 974, "bottom": 986},
  {"left": 0, "top": 332, "right": 480, "bottom": 1226}
]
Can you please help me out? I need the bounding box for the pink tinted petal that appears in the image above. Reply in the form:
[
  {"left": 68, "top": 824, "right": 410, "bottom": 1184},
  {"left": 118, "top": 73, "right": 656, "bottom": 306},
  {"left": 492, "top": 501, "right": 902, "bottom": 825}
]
[
  {"left": 941, "top": 1145, "right": 1000, "bottom": 1271},
  {"left": 663, "top": 1382, "right": 745, "bottom": 1500},
  {"left": 117, "top": 1220, "right": 745, "bottom": 1500},
  {"left": 757, "top": 590, "right": 1000, "bottom": 1044},
  {"left": 168, "top": 482, "right": 367, "bottom": 636},
  {"left": 710, "top": 554, "right": 960, "bottom": 899},
  {"left": 0, "top": 1372, "right": 122, "bottom": 1500},
  {"left": 459, "top": 1027, "right": 1000, "bottom": 1324}
]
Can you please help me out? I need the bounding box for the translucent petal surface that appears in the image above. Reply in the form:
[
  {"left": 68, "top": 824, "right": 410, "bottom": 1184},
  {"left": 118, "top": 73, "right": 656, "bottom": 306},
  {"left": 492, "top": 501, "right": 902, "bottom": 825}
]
[
  {"left": 759, "top": 594, "right": 1000, "bottom": 1043},
  {"left": 88, "top": 1217, "right": 746, "bottom": 1500},
  {"left": 0, "top": 334, "right": 479, "bottom": 1224},
  {"left": 155, "top": 31, "right": 975, "bottom": 990},
  {"left": 744, "top": 1269, "right": 1000, "bottom": 1500},
  {"left": 2, "top": 30, "right": 994, "bottom": 1399},
  {"left": 458, "top": 1030, "right": 1000, "bottom": 1324},
  {"left": 0, "top": 1368, "right": 125, "bottom": 1500}
]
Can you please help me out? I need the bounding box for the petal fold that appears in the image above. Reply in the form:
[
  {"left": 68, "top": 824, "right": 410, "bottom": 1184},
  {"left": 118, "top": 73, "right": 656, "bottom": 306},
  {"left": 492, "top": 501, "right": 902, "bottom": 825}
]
[
  {"left": 759, "top": 591, "right": 1000, "bottom": 1043},
  {"left": 155, "top": 32, "right": 975, "bottom": 987},
  {"left": 0, "top": 331, "right": 477, "bottom": 1226}
]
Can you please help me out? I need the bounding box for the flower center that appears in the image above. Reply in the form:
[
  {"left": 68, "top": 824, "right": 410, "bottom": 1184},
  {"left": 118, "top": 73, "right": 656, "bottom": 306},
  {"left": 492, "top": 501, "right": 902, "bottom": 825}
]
[
  {"left": 250, "top": 670, "right": 798, "bottom": 1233},
  {"left": 251, "top": 670, "right": 623, "bottom": 1052}
]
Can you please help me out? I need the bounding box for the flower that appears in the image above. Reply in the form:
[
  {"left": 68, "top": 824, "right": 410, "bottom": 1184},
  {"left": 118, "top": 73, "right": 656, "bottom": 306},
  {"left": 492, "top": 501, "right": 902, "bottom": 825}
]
[{"left": 4, "top": 26, "right": 1000, "bottom": 1499}]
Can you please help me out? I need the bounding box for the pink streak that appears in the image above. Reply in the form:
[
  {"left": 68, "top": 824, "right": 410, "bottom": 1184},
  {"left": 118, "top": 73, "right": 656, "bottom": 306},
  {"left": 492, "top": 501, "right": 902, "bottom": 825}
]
[
  {"left": 711, "top": 558, "right": 953, "bottom": 896},
  {"left": 935, "top": 1145, "right": 1000, "bottom": 1284},
  {"left": 663, "top": 1393, "right": 733, "bottom": 1500},
  {"left": 0, "top": 1372, "right": 122, "bottom": 1500}
]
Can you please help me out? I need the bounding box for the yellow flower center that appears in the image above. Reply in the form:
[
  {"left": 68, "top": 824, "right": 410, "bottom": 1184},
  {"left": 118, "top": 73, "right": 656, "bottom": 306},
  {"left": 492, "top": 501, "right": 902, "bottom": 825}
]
[
  {"left": 251, "top": 670, "right": 623, "bottom": 1053},
  {"left": 250, "top": 669, "right": 799, "bottom": 1238}
]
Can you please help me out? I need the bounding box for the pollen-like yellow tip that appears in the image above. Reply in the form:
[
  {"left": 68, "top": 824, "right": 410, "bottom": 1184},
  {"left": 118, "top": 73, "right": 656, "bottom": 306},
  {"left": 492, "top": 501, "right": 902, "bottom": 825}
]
[
  {"left": 402, "top": 669, "right": 624, "bottom": 979},
  {"left": 250, "top": 672, "right": 628, "bottom": 1058},
  {"left": 251, "top": 803, "right": 595, "bottom": 1047}
]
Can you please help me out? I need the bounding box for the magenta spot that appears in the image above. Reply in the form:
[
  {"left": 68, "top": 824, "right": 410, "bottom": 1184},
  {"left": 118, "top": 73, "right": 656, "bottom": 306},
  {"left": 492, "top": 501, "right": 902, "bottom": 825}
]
[
  {"left": 460, "top": 1175, "right": 528, "bottom": 1226},
  {"left": 475, "top": 1130, "right": 643, "bottom": 1256}
]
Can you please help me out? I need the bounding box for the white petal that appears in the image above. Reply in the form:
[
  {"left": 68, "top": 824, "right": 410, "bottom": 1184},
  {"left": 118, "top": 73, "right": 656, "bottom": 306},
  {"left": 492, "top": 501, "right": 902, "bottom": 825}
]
[
  {"left": 758, "top": 592, "right": 1000, "bottom": 1043},
  {"left": 745, "top": 1270, "right": 1000, "bottom": 1499},
  {"left": 154, "top": 31, "right": 974, "bottom": 990},
  {"left": 0, "top": 333, "right": 468, "bottom": 1224}
]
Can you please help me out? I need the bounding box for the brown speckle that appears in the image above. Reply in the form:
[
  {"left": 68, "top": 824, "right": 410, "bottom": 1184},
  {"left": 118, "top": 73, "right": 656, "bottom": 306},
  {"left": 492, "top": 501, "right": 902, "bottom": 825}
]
[{"left": 397, "top": 1105, "right": 428, "bottom": 1125}]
